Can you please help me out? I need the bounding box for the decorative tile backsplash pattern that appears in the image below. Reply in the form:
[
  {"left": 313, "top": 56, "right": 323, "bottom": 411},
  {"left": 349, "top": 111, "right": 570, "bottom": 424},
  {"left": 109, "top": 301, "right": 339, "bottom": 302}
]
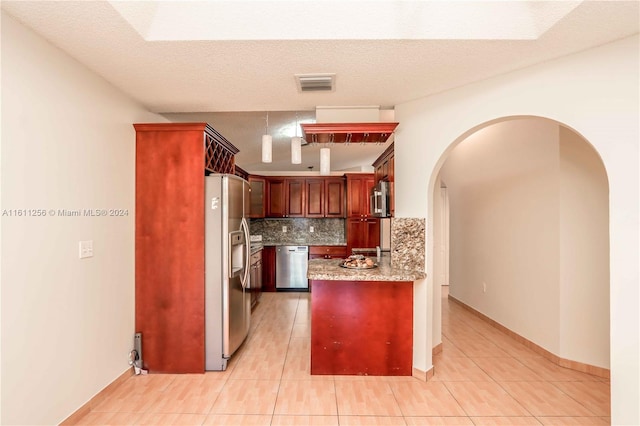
[
  {"left": 391, "top": 218, "right": 425, "bottom": 272},
  {"left": 250, "top": 218, "right": 346, "bottom": 245}
]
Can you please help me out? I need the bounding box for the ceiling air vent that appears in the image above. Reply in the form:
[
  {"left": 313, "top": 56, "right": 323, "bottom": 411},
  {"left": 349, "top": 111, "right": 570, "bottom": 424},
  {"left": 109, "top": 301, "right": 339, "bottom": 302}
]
[{"left": 295, "top": 74, "right": 335, "bottom": 92}]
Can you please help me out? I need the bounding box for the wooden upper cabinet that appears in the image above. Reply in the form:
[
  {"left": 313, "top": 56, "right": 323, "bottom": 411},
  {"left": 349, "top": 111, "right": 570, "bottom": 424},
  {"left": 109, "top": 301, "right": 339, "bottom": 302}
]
[
  {"left": 346, "top": 173, "right": 374, "bottom": 218},
  {"left": 265, "top": 177, "right": 304, "bottom": 218},
  {"left": 325, "top": 178, "right": 345, "bottom": 218},
  {"left": 248, "top": 176, "right": 265, "bottom": 218},
  {"left": 266, "top": 178, "right": 286, "bottom": 217},
  {"left": 265, "top": 176, "right": 344, "bottom": 218},
  {"left": 305, "top": 178, "right": 325, "bottom": 218},
  {"left": 305, "top": 177, "right": 345, "bottom": 218},
  {"left": 373, "top": 143, "right": 394, "bottom": 185},
  {"left": 286, "top": 178, "right": 305, "bottom": 217},
  {"left": 373, "top": 143, "right": 395, "bottom": 216}
]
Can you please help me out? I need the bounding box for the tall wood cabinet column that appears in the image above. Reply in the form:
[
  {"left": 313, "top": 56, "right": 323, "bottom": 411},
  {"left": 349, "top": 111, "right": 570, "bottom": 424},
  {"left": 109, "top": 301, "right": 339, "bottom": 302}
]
[
  {"left": 345, "top": 173, "right": 379, "bottom": 253},
  {"left": 134, "top": 123, "right": 238, "bottom": 373}
]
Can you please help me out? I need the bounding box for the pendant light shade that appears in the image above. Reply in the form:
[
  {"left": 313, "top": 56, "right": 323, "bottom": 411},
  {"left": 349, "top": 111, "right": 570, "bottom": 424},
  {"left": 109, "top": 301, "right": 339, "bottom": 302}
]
[
  {"left": 291, "top": 137, "right": 302, "bottom": 164},
  {"left": 320, "top": 147, "right": 330, "bottom": 175},
  {"left": 262, "top": 134, "right": 272, "bottom": 163},
  {"left": 261, "top": 112, "right": 272, "bottom": 163}
]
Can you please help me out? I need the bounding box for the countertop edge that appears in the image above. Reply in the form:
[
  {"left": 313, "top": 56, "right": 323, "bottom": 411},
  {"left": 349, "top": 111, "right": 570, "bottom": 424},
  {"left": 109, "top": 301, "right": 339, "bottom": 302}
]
[{"left": 307, "top": 258, "right": 426, "bottom": 282}]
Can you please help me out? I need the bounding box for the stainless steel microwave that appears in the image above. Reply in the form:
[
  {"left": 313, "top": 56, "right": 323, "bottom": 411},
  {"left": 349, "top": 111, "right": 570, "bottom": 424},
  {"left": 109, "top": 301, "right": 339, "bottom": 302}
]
[{"left": 370, "top": 181, "right": 391, "bottom": 217}]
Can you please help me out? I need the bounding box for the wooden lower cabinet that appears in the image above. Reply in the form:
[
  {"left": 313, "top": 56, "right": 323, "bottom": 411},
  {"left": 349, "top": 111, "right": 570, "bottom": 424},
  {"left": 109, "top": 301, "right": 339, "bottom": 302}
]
[
  {"left": 261, "top": 246, "right": 276, "bottom": 292},
  {"left": 309, "top": 245, "right": 347, "bottom": 260},
  {"left": 310, "top": 280, "right": 413, "bottom": 376}
]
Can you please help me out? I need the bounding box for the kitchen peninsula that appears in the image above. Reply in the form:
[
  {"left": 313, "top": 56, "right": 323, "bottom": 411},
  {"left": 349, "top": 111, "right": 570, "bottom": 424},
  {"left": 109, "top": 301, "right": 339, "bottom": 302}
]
[{"left": 308, "top": 250, "right": 426, "bottom": 377}]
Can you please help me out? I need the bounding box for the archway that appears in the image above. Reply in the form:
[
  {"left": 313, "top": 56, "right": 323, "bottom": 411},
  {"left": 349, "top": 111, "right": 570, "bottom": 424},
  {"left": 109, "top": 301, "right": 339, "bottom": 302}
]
[{"left": 429, "top": 116, "right": 610, "bottom": 373}]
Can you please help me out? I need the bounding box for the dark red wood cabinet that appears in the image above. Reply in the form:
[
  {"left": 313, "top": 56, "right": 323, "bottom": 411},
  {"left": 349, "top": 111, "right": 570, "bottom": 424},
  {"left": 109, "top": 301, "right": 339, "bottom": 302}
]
[
  {"left": 286, "top": 178, "right": 305, "bottom": 217},
  {"left": 346, "top": 173, "right": 374, "bottom": 218},
  {"left": 346, "top": 218, "right": 380, "bottom": 253},
  {"left": 261, "top": 246, "right": 277, "bottom": 292},
  {"left": 265, "top": 176, "right": 344, "bottom": 218},
  {"left": 345, "top": 173, "right": 379, "bottom": 251},
  {"left": 305, "top": 177, "right": 345, "bottom": 218},
  {"left": 266, "top": 177, "right": 305, "bottom": 218},
  {"left": 324, "top": 178, "right": 346, "bottom": 217},
  {"left": 134, "top": 123, "right": 238, "bottom": 374},
  {"left": 305, "top": 179, "right": 325, "bottom": 218},
  {"left": 372, "top": 143, "right": 394, "bottom": 217},
  {"left": 309, "top": 245, "right": 348, "bottom": 260},
  {"left": 266, "top": 178, "right": 286, "bottom": 217},
  {"left": 248, "top": 176, "right": 266, "bottom": 218},
  {"left": 311, "top": 279, "right": 413, "bottom": 376}
]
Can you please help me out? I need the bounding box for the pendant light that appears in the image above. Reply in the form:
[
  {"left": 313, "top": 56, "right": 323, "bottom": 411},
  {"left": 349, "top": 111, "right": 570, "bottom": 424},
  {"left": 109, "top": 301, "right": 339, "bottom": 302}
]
[
  {"left": 320, "top": 147, "right": 330, "bottom": 175},
  {"left": 291, "top": 137, "right": 302, "bottom": 164},
  {"left": 262, "top": 113, "right": 272, "bottom": 163},
  {"left": 291, "top": 113, "right": 302, "bottom": 164}
]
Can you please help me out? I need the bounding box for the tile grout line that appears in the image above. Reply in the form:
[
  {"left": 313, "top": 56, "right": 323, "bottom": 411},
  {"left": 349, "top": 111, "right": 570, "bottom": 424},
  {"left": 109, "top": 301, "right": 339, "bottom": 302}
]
[{"left": 270, "top": 292, "right": 302, "bottom": 425}]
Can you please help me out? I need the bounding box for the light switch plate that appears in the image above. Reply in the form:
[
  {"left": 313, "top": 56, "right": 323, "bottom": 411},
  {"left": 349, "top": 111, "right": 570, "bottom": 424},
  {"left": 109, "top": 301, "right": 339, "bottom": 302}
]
[{"left": 79, "top": 240, "right": 93, "bottom": 259}]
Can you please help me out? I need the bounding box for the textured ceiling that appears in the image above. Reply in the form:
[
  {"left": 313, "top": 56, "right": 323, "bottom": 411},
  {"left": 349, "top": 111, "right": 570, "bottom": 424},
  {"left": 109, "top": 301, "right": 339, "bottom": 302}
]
[{"left": 2, "top": 1, "right": 638, "bottom": 173}]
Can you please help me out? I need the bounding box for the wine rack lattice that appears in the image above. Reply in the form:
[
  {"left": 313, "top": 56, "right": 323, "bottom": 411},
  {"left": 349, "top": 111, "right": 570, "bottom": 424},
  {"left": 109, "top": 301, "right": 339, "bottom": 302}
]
[{"left": 204, "top": 125, "right": 239, "bottom": 174}]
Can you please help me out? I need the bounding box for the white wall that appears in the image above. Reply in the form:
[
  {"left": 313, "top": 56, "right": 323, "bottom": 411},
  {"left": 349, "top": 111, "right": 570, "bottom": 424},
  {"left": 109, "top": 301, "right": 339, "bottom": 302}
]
[
  {"left": 395, "top": 35, "right": 638, "bottom": 424},
  {"left": 558, "top": 126, "right": 610, "bottom": 368},
  {"left": 1, "top": 12, "right": 166, "bottom": 425},
  {"left": 439, "top": 118, "right": 609, "bottom": 368},
  {"left": 440, "top": 119, "right": 563, "bottom": 355}
]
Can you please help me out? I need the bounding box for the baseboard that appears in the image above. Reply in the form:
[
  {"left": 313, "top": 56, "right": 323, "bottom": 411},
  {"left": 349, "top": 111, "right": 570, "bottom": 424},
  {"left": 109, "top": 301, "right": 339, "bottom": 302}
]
[
  {"left": 432, "top": 342, "right": 443, "bottom": 356},
  {"left": 60, "top": 367, "right": 134, "bottom": 425},
  {"left": 412, "top": 366, "right": 434, "bottom": 382},
  {"left": 448, "top": 294, "right": 610, "bottom": 379}
]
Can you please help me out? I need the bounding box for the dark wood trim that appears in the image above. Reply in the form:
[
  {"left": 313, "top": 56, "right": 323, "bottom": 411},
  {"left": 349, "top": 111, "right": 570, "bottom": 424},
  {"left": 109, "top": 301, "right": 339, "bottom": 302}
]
[{"left": 301, "top": 122, "right": 399, "bottom": 144}]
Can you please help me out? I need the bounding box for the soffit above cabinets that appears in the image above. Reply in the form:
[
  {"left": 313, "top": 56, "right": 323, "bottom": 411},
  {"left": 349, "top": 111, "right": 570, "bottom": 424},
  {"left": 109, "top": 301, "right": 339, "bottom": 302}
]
[{"left": 301, "top": 122, "right": 399, "bottom": 144}]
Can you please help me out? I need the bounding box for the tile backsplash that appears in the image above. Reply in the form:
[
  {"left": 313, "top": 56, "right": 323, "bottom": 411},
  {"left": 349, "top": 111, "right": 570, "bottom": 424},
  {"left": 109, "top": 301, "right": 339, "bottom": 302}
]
[{"left": 249, "top": 218, "right": 346, "bottom": 245}]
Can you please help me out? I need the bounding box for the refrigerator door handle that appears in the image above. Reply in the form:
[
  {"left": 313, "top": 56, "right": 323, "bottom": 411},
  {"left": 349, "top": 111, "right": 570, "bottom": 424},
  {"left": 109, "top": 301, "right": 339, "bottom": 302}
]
[{"left": 240, "top": 217, "right": 250, "bottom": 289}]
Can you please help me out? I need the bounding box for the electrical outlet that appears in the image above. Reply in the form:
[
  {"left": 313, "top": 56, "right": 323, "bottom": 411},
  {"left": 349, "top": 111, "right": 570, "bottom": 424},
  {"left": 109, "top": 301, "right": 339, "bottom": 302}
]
[
  {"left": 282, "top": 226, "right": 287, "bottom": 233},
  {"left": 482, "top": 282, "right": 487, "bottom": 293},
  {"left": 310, "top": 226, "right": 314, "bottom": 233},
  {"left": 79, "top": 240, "right": 93, "bottom": 259}
]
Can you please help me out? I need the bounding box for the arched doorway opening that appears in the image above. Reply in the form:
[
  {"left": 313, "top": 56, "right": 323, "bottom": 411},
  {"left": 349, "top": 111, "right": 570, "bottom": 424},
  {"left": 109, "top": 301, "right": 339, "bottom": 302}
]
[{"left": 430, "top": 116, "right": 610, "bottom": 372}]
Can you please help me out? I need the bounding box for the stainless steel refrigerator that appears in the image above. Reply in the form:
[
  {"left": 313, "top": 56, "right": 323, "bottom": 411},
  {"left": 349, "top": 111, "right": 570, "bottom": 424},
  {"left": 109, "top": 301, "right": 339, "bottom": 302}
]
[{"left": 205, "top": 174, "right": 251, "bottom": 371}]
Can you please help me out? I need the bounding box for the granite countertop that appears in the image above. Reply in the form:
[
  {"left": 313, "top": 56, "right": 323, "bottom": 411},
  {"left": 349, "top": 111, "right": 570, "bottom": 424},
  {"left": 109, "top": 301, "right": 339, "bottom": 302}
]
[{"left": 307, "top": 256, "right": 426, "bottom": 282}]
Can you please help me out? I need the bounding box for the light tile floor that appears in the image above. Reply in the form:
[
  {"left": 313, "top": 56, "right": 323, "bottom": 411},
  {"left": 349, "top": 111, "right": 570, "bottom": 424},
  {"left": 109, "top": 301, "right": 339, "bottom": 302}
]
[{"left": 77, "top": 288, "right": 610, "bottom": 425}]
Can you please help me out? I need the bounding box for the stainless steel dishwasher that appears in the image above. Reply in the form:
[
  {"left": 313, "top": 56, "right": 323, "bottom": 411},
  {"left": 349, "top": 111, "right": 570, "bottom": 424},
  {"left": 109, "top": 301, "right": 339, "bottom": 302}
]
[{"left": 275, "top": 246, "right": 309, "bottom": 290}]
